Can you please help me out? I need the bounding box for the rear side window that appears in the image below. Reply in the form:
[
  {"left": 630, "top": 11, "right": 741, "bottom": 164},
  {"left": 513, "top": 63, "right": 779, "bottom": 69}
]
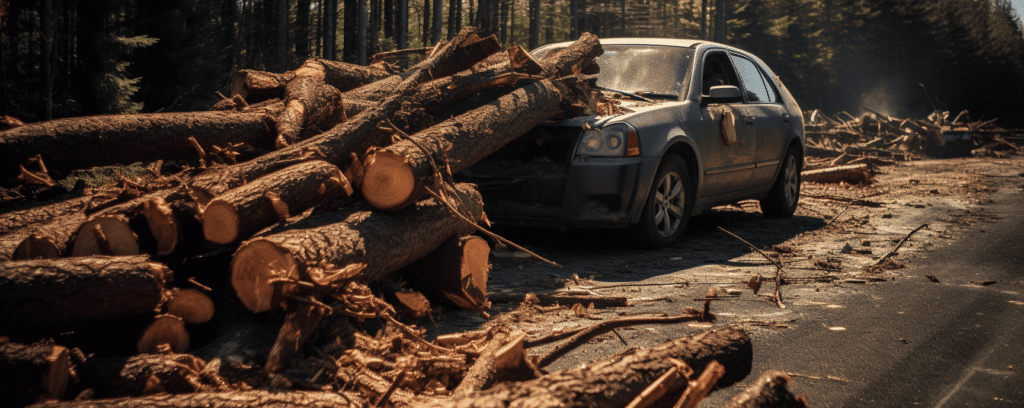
[{"left": 731, "top": 55, "right": 777, "bottom": 103}]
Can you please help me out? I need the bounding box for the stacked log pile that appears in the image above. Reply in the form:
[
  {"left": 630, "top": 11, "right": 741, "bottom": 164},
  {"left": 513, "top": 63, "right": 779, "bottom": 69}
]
[{"left": 0, "top": 29, "right": 801, "bottom": 407}]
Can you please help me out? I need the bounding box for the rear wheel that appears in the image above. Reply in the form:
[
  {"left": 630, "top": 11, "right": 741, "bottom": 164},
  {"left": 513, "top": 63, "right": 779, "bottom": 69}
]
[
  {"left": 760, "top": 146, "right": 801, "bottom": 217},
  {"left": 629, "top": 155, "right": 693, "bottom": 248}
]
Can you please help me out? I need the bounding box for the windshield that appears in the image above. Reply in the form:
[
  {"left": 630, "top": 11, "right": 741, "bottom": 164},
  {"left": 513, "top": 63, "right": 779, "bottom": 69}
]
[{"left": 534, "top": 44, "right": 695, "bottom": 98}]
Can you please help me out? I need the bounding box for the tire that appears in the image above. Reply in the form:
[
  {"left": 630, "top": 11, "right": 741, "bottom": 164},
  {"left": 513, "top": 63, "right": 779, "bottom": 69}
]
[
  {"left": 628, "top": 155, "right": 694, "bottom": 248},
  {"left": 760, "top": 145, "right": 801, "bottom": 217}
]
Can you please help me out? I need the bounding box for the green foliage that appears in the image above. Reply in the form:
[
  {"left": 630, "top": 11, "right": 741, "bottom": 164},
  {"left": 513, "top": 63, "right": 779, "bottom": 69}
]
[
  {"left": 57, "top": 163, "right": 149, "bottom": 190},
  {"left": 94, "top": 35, "right": 158, "bottom": 114}
]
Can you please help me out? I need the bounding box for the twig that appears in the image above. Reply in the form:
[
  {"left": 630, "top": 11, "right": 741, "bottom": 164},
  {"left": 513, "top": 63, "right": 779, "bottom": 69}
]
[
  {"left": 373, "top": 370, "right": 406, "bottom": 408},
  {"left": 717, "top": 227, "right": 785, "bottom": 308},
  {"left": 533, "top": 312, "right": 705, "bottom": 367},
  {"left": 370, "top": 47, "right": 432, "bottom": 64},
  {"left": 875, "top": 223, "right": 929, "bottom": 265},
  {"left": 825, "top": 203, "right": 852, "bottom": 227},
  {"left": 187, "top": 277, "right": 212, "bottom": 292},
  {"left": 717, "top": 227, "right": 783, "bottom": 269}
]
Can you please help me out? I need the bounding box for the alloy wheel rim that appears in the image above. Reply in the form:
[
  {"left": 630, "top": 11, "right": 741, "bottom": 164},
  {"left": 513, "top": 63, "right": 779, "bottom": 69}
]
[
  {"left": 783, "top": 156, "right": 799, "bottom": 206},
  {"left": 653, "top": 172, "right": 684, "bottom": 238}
]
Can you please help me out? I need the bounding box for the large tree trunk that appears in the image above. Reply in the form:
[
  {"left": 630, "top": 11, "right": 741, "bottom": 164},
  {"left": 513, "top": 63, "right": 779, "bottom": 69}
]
[
  {"left": 536, "top": 32, "right": 602, "bottom": 78},
  {"left": 187, "top": 28, "right": 486, "bottom": 203},
  {"left": 400, "top": 235, "right": 490, "bottom": 316},
  {"left": 0, "top": 341, "right": 72, "bottom": 406},
  {"left": 0, "top": 196, "right": 91, "bottom": 236},
  {"left": 229, "top": 70, "right": 293, "bottom": 103},
  {"left": 318, "top": 58, "right": 396, "bottom": 91},
  {"left": 28, "top": 390, "right": 364, "bottom": 408},
  {"left": 79, "top": 353, "right": 231, "bottom": 398},
  {"left": 0, "top": 256, "right": 170, "bottom": 329},
  {"left": 445, "top": 327, "right": 753, "bottom": 408},
  {"left": 360, "top": 79, "right": 562, "bottom": 211},
  {"left": 0, "top": 111, "right": 275, "bottom": 183},
  {"left": 202, "top": 160, "right": 352, "bottom": 245},
  {"left": 230, "top": 183, "right": 483, "bottom": 313}
]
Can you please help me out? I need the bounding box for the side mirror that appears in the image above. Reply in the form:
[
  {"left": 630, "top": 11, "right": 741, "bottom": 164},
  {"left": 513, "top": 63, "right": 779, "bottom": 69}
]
[{"left": 703, "top": 85, "right": 743, "bottom": 105}]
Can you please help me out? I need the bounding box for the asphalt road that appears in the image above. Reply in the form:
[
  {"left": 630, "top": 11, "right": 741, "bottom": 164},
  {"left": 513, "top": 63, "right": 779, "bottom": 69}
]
[{"left": 704, "top": 185, "right": 1024, "bottom": 407}]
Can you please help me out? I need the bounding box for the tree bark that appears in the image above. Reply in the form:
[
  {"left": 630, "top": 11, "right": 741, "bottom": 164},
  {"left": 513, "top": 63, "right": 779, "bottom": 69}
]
[
  {"left": 318, "top": 58, "right": 397, "bottom": 92},
  {"left": 0, "top": 256, "right": 169, "bottom": 330},
  {"left": 202, "top": 160, "right": 352, "bottom": 245},
  {"left": 360, "top": 79, "right": 562, "bottom": 211},
  {"left": 230, "top": 183, "right": 483, "bottom": 313},
  {"left": 230, "top": 70, "right": 294, "bottom": 103},
  {"left": 0, "top": 111, "right": 276, "bottom": 183},
  {"left": 0, "top": 341, "right": 71, "bottom": 406},
  {"left": 1, "top": 210, "right": 86, "bottom": 260},
  {"left": 28, "top": 390, "right": 364, "bottom": 408},
  {"left": 78, "top": 353, "right": 230, "bottom": 398},
  {"left": 187, "top": 27, "right": 484, "bottom": 203},
  {"left": 0, "top": 196, "right": 91, "bottom": 236},
  {"left": 400, "top": 235, "right": 490, "bottom": 316},
  {"left": 264, "top": 302, "right": 327, "bottom": 373},
  {"left": 275, "top": 60, "right": 346, "bottom": 148},
  {"left": 444, "top": 327, "right": 752, "bottom": 408},
  {"left": 722, "top": 370, "right": 808, "bottom": 408},
  {"left": 537, "top": 31, "right": 603, "bottom": 78}
]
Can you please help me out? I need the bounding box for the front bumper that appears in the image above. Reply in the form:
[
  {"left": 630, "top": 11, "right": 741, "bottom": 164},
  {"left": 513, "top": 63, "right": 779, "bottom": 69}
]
[{"left": 479, "top": 156, "right": 647, "bottom": 228}]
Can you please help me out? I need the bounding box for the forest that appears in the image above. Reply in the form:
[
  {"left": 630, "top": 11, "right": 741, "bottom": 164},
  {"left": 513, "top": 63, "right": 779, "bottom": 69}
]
[{"left": 1, "top": 0, "right": 1023, "bottom": 127}]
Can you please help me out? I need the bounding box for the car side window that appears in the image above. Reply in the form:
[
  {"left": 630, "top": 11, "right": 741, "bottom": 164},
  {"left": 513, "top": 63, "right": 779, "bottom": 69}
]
[
  {"left": 700, "top": 52, "right": 741, "bottom": 96},
  {"left": 731, "top": 55, "right": 776, "bottom": 104}
]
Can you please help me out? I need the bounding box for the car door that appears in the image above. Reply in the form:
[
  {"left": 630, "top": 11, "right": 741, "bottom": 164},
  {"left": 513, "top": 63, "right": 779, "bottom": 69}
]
[
  {"left": 729, "top": 53, "right": 791, "bottom": 188},
  {"left": 696, "top": 51, "right": 756, "bottom": 198}
]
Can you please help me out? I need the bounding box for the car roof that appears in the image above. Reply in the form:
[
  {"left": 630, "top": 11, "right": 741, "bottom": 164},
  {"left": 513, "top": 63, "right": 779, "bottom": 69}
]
[{"left": 533, "top": 37, "right": 749, "bottom": 55}]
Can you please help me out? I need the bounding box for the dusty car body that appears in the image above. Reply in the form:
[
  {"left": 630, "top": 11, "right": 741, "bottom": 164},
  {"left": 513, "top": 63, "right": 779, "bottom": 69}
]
[{"left": 460, "top": 38, "right": 805, "bottom": 247}]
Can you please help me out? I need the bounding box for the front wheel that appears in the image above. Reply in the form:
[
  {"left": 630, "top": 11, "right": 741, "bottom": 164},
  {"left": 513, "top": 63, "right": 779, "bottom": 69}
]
[
  {"left": 628, "top": 155, "right": 694, "bottom": 248},
  {"left": 760, "top": 146, "right": 801, "bottom": 217}
]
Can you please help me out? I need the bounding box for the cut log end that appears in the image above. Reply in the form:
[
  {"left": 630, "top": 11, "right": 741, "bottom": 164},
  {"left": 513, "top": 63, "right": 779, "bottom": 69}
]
[
  {"left": 231, "top": 240, "right": 299, "bottom": 313},
  {"left": 393, "top": 291, "right": 431, "bottom": 318},
  {"left": 137, "top": 314, "right": 190, "bottom": 354},
  {"left": 166, "top": 289, "right": 216, "bottom": 324},
  {"left": 13, "top": 234, "right": 61, "bottom": 260},
  {"left": 44, "top": 345, "right": 71, "bottom": 401},
  {"left": 71, "top": 216, "right": 140, "bottom": 257},
  {"left": 461, "top": 236, "right": 490, "bottom": 301},
  {"left": 361, "top": 150, "right": 416, "bottom": 211},
  {"left": 202, "top": 199, "right": 241, "bottom": 245}
]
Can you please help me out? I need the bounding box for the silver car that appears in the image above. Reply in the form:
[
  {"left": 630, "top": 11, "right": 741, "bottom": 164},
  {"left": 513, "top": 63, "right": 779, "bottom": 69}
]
[{"left": 461, "top": 38, "right": 805, "bottom": 247}]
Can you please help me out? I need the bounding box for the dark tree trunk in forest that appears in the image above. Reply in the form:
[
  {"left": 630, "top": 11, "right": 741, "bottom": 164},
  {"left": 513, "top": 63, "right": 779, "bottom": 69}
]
[
  {"left": 277, "top": 0, "right": 288, "bottom": 71},
  {"left": 203, "top": 160, "right": 352, "bottom": 245},
  {"left": 620, "top": 0, "right": 626, "bottom": 36},
  {"left": 499, "top": 0, "right": 508, "bottom": 44},
  {"left": 432, "top": 0, "right": 443, "bottom": 43},
  {"left": 230, "top": 183, "right": 483, "bottom": 312},
  {"left": 324, "top": 0, "right": 336, "bottom": 60},
  {"left": 714, "top": 0, "right": 726, "bottom": 42},
  {"left": 570, "top": 0, "right": 578, "bottom": 39},
  {"left": 0, "top": 341, "right": 72, "bottom": 406},
  {"left": 343, "top": 0, "right": 359, "bottom": 63},
  {"left": 544, "top": 0, "right": 554, "bottom": 44},
  {"left": 296, "top": 0, "right": 311, "bottom": 64},
  {"left": 369, "top": 0, "right": 380, "bottom": 57},
  {"left": 397, "top": 0, "right": 408, "bottom": 50},
  {"left": 701, "top": 0, "right": 709, "bottom": 39},
  {"left": 422, "top": 0, "right": 431, "bottom": 46},
  {"left": 448, "top": 0, "right": 460, "bottom": 39},
  {"left": 0, "top": 256, "right": 169, "bottom": 329},
  {"left": 529, "top": 0, "right": 540, "bottom": 49},
  {"left": 358, "top": 0, "right": 368, "bottom": 64},
  {"left": 40, "top": 0, "right": 54, "bottom": 120},
  {"left": 384, "top": 0, "right": 394, "bottom": 40}
]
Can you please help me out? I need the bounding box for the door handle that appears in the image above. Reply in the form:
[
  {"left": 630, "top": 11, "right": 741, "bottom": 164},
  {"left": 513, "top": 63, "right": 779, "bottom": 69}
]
[
  {"left": 782, "top": 114, "right": 790, "bottom": 124},
  {"left": 744, "top": 116, "right": 755, "bottom": 126}
]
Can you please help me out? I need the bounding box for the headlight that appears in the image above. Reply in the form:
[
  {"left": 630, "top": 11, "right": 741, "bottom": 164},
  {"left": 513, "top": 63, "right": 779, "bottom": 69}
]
[{"left": 575, "top": 123, "right": 640, "bottom": 157}]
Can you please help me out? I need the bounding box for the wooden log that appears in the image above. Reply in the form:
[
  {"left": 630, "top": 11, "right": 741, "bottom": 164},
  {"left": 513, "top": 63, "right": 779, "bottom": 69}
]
[
  {"left": 274, "top": 60, "right": 346, "bottom": 148},
  {"left": 230, "top": 69, "right": 293, "bottom": 102},
  {"left": 400, "top": 235, "right": 490, "bottom": 317},
  {"left": 87, "top": 188, "right": 202, "bottom": 258},
  {"left": 801, "top": 164, "right": 871, "bottom": 185},
  {"left": 0, "top": 111, "right": 275, "bottom": 184},
  {"left": 80, "top": 353, "right": 225, "bottom": 397},
  {"left": 202, "top": 160, "right": 352, "bottom": 245},
  {"left": 28, "top": 390, "right": 364, "bottom": 408},
  {"left": 230, "top": 183, "right": 483, "bottom": 313},
  {"left": 69, "top": 215, "right": 140, "bottom": 257},
  {"left": 137, "top": 314, "right": 190, "bottom": 354},
  {"left": 166, "top": 289, "right": 215, "bottom": 324},
  {"left": 537, "top": 32, "right": 603, "bottom": 78},
  {"left": 0, "top": 256, "right": 170, "bottom": 329},
  {"left": 0, "top": 196, "right": 91, "bottom": 236},
  {"left": 0, "top": 341, "right": 72, "bottom": 406},
  {"left": 187, "top": 36, "right": 476, "bottom": 203},
  {"left": 445, "top": 327, "right": 752, "bottom": 408},
  {"left": 318, "top": 58, "right": 398, "bottom": 92},
  {"left": 9, "top": 211, "right": 87, "bottom": 260},
  {"left": 721, "top": 371, "right": 807, "bottom": 408},
  {"left": 264, "top": 302, "right": 326, "bottom": 373},
  {"left": 360, "top": 79, "right": 563, "bottom": 211}
]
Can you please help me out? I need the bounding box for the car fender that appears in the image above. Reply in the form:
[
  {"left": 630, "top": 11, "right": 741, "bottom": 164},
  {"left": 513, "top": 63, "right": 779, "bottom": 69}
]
[{"left": 625, "top": 130, "right": 703, "bottom": 224}]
